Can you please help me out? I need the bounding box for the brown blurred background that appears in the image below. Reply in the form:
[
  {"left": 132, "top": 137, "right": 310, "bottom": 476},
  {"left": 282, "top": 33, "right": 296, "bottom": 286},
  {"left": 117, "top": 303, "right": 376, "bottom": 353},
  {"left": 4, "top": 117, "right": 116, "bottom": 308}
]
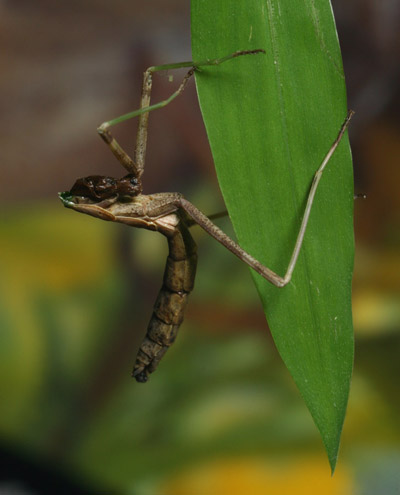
[{"left": 0, "top": 1, "right": 399, "bottom": 494}]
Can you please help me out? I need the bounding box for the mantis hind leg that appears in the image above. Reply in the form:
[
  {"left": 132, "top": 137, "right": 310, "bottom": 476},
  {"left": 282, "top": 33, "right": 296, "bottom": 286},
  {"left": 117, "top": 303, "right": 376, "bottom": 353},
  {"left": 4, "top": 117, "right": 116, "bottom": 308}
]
[{"left": 174, "top": 111, "right": 354, "bottom": 288}]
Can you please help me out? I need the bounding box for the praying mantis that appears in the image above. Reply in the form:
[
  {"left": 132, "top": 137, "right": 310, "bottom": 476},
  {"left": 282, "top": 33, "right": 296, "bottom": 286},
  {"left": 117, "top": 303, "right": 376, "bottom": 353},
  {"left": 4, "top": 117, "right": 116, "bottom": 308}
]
[{"left": 59, "top": 49, "right": 353, "bottom": 383}]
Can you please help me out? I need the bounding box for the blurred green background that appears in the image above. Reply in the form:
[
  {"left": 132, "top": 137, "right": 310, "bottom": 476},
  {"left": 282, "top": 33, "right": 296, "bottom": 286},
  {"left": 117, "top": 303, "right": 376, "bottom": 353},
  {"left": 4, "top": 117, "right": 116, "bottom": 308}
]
[{"left": 1, "top": 1, "right": 399, "bottom": 494}]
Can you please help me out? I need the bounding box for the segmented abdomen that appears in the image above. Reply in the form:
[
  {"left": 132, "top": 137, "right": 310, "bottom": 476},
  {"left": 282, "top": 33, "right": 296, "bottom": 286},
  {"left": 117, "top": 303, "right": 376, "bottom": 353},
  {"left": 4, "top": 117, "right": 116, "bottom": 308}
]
[{"left": 132, "top": 223, "right": 197, "bottom": 382}]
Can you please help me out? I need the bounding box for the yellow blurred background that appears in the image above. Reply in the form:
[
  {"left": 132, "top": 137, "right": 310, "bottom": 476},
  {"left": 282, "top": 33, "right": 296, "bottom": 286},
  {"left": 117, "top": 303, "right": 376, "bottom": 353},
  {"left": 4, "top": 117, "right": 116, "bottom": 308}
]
[{"left": 0, "top": 1, "right": 399, "bottom": 494}]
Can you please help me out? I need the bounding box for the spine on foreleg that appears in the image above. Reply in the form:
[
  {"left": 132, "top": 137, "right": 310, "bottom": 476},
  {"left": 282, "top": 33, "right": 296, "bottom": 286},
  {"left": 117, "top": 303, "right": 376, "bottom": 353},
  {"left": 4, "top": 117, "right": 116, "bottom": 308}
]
[{"left": 133, "top": 225, "right": 197, "bottom": 382}]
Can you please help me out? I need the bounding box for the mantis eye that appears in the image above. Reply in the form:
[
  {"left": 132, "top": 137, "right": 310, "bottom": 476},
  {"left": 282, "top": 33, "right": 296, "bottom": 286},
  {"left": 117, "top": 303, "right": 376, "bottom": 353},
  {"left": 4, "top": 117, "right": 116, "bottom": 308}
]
[
  {"left": 69, "top": 175, "right": 119, "bottom": 201},
  {"left": 116, "top": 174, "right": 141, "bottom": 196}
]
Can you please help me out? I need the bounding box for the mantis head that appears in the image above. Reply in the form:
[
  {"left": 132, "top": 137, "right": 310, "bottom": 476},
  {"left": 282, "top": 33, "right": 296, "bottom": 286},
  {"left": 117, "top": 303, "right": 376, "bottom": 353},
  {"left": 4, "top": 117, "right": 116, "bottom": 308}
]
[{"left": 59, "top": 174, "right": 141, "bottom": 219}]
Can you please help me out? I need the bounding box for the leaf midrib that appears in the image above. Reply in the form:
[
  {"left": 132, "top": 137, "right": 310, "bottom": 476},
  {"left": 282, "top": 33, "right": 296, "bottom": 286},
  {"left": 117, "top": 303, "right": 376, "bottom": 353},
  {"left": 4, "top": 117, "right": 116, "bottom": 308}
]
[{"left": 264, "top": 0, "right": 327, "bottom": 383}]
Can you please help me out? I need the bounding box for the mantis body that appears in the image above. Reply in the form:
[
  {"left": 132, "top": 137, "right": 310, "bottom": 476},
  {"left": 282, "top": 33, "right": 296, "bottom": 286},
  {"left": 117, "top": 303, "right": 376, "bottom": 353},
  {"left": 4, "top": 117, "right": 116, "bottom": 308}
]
[{"left": 59, "top": 50, "right": 353, "bottom": 382}]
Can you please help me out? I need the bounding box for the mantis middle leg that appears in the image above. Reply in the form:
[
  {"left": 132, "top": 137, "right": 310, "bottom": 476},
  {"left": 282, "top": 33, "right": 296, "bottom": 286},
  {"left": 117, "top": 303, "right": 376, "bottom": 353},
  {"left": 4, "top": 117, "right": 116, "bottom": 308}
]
[{"left": 96, "top": 50, "right": 266, "bottom": 188}]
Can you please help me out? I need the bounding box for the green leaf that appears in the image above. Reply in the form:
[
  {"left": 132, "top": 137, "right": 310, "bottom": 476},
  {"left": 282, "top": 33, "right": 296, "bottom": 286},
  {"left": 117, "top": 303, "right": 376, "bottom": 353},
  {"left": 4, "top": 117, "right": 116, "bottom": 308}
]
[{"left": 191, "top": 0, "right": 354, "bottom": 471}]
